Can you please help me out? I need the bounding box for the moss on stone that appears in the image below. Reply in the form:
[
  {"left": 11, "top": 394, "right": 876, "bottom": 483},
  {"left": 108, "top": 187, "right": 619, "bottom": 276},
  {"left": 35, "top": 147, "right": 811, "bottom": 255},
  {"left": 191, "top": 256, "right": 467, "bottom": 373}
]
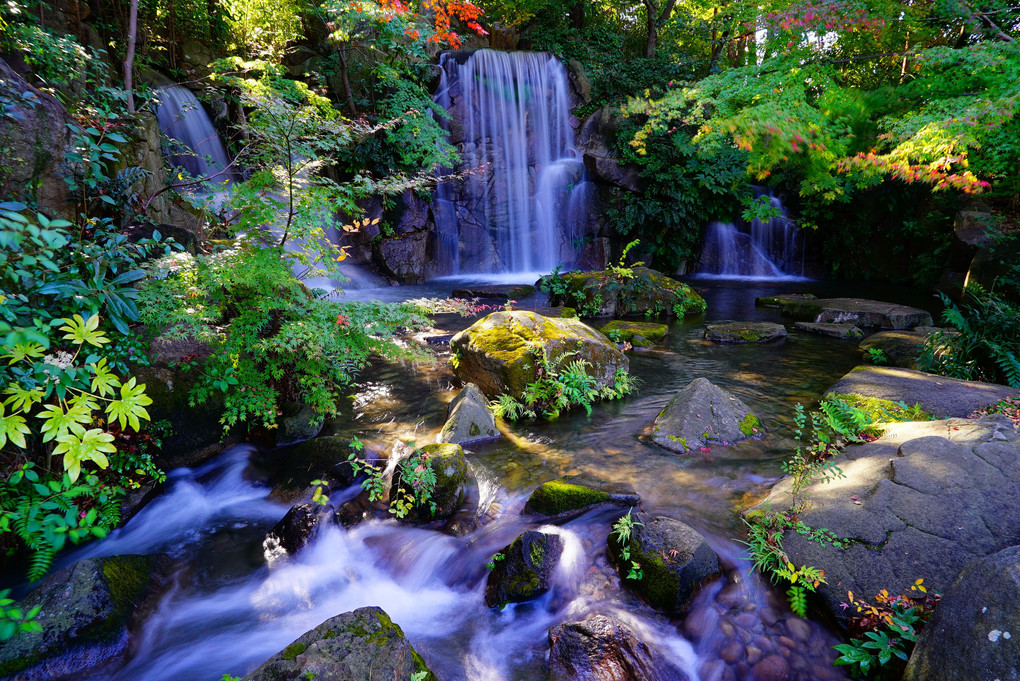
[
  {"left": 601, "top": 320, "right": 668, "bottom": 342},
  {"left": 834, "top": 392, "right": 933, "bottom": 422},
  {"left": 282, "top": 643, "right": 307, "bottom": 660},
  {"left": 738, "top": 412, "right": 762, "bottom": 436},
  {"left": 526, "top": 479, "right": 612, "bottom": 515}
]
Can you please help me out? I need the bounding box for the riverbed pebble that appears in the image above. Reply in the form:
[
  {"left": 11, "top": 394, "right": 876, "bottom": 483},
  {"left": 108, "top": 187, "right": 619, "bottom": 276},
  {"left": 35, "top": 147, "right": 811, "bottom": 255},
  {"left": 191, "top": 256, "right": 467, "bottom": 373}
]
[
  {"left": 785, "top": 617, "right": 811, "bottom": 642},
  {"left": 751, "top": 654, "right": 790, "bottom": 681}
]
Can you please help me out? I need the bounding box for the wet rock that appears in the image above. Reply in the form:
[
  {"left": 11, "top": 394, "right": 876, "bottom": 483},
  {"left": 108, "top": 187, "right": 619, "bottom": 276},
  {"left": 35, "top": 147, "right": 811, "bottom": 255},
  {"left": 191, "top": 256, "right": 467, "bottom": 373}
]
[
  {"left": 785, "top": 617, "right": 811, "bottom": 643},
  {"left": 682, "top": 605, "right": 719, "bottom": 644},
  {"left": 608, "top": 512, "right": 720, "bottom": 615},
  {"left": 794, "top": 322, "right": 864, "bottom": 340},
  {"left": 437, "top": 383, "right": 500, "bottom": 446},
  {"left": 241, "top": 606, "right": 436, "bottom": 681},
  {"left": 705, "top": 322, "right": 787, "bottom": 344},
  {"left": 774, "top": 297, "right": 932, "bottom": 329},
  {"left": 600, "top": 320, "right": 668, "bottom": 344},
  {"left": 903, "top": 544, "right": 1020, "bottom": 681},
  {"left": 548, "top": 614, "right": 691, "bottom": 681},
  {"left": 720, "top": 640, "right": 744, "bottom": 664},
  {"left": 755, "top": 294, "right": 816, "bottom": 308},
  {"left": 0, "top": 555, "right": 172, "bottom": 680},
  {"left": 265, "top": 503, "right": 331, "bottom": 555},
  {"left": 271, "top": 436, "right": 359, "bottom": 504},
  {"left": 756, "top": 415, "right": 1020, "bottom": 626},
  {"left": 484, "top": 530, "right": 563, "bottom": 608},
  {"left": 751, "top": 654, "right": 790, "bottom": 681},
  {"left": 391, "top": 443, "right": 468, "bottom": 522},
  {"left": 825, "top": 365, "right": 1016, "bottom": 418},
  {"left": 450, "top": 311, "right": 628, "bottom": 399},
  {"left": 450, "top": 284, "right": 536, "bottom": 300},
  {"left": 334, "top": 490, "right": 379, "bottom": 529},
  {"left": 545, "top": 267, "right": 706, "bottom": 319},
  {"left": 651, "top": 377, "right": 764, "bottom": 454},
  {"left": 275, "top": 402, "right": 322, "bottom": 446},
  {"left": 524, "top": 473, "right": 640, "bottom": 517}
]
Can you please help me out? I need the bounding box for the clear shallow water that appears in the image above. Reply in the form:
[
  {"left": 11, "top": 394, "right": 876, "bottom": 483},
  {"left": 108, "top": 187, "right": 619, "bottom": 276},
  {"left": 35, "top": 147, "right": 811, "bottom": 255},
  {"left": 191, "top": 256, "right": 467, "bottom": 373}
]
[{"left": 47, "top": 280, "right": 936, "bottom": 681}]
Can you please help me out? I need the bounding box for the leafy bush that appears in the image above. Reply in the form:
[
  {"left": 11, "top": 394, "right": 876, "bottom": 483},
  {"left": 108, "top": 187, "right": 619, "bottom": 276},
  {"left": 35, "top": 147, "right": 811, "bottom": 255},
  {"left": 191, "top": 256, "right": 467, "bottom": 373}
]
[
  {"left": 610, "top": 508, "right": 643, "bottom": 581},
  {"left": 345, "top": 438, "right": 438, "bottom": 519}
]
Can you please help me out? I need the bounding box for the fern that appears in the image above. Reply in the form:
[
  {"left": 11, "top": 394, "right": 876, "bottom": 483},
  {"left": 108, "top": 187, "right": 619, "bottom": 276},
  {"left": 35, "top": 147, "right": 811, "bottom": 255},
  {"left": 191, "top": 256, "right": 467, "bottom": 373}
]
[
  {"left": 27, "top": 546, "right": 55, "bottom": 582},
  {"left": 787, "top": 585, "right": 808, "bottom": 617}
]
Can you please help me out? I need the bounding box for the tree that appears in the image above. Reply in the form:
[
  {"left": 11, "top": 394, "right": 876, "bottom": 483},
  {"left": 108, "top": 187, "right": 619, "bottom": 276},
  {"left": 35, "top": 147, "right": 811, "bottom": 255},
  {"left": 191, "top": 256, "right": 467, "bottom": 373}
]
[{"left": 643, "top": 0, "right": 680, "bottom": 57}]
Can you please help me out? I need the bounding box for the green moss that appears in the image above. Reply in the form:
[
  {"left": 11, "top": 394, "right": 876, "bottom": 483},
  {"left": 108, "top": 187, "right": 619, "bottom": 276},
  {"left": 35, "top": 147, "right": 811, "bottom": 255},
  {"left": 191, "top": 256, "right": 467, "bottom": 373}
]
[
  {"left": 739, "top": 412, "right": 762, "bottom": 436},
  {"left": 282, "top": 643, "right": 307, "bottom": 660},
  {"left": 529, "top": 539, "right": 545, "bottom": 566},
  {"left": 526, "top": 479, "right": 612, "bottom": 515},
  {"left": 738, "top": 330, "right": 761, "bottom": 341},
  {"left": 601, "top": 320, "right": 668, "bottom": 342},
  {"left": 666, "top": 435, "right": 689, "bottom": 451},
  {"left": 834, "top": 393, "right": 933, "bottom": 422}
]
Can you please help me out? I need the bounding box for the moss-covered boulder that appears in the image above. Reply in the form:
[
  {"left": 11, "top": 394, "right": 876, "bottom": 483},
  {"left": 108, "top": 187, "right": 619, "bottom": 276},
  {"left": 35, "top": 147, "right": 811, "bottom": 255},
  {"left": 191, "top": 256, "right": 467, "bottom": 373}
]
[
  {"left": 0, "top": 554, "right": 171, "bottom": 680},
  {"left": 391, "top": 443, "right": 468, "bottom": 522},
  {"left": 705, "top": 321, "right": 787, "bottom": 344},
  {"left": 484, "top": 530, "right": 564, "bottom": 608},
  {"left": 544, "top": 266, "right": 706, "bottom": 318},
  {"left": 275, "top": 402, "right": 323, "bottom": 446},
  {"left": 437, "top": 383, "right": 500, "bottom": 446},
  {"left": 608, "top": 513, "right": 719, "bottom": 615},
  {"left": 651, "top": 378, "right": 763, "bottom": 454},
  {"left": 524, "top": 474, "right": 640, "bottom": 517},
  {"left": 449, "top": 311, "right": 628, "bottom": 398},
  {"left": 241, "top": 606, "right": 436, "bottom": 681},
  {"left": 600, "top": 320, "right": 669, "bottom": 347}
]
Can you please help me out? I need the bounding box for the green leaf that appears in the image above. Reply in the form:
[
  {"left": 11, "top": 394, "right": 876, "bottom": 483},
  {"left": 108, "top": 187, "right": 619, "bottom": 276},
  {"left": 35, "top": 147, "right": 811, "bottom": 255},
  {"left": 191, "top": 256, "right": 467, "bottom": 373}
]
[
  {"left": 0, "top": 404, "right": 30, "bottom": 449},
  {"left": 36, "top": 403, "right": 91, "bottom": 442},
  {"left": 58, "top": 314, "right": 109, "bottom": 348},
  {"left": 53, "top": 428, "right": 115, "bottom": 482},
  {"left": 88, "top": 358, "right": 121, "bottom": 397},
  {"left": 105, "top": 377, "right": 152, "bottom": 431}
]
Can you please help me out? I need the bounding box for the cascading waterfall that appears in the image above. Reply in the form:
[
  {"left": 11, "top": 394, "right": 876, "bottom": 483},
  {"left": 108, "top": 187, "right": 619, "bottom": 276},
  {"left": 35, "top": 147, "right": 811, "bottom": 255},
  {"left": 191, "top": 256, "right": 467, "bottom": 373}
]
[
  {"left": 154, "top": 86, "right": 233, "bottom": 183},
  {"left": 697, "top": 191, "right": 805, "bottom": 279},
  {"left": 434, "top": 50, "right": 584, "bottom": 275}
]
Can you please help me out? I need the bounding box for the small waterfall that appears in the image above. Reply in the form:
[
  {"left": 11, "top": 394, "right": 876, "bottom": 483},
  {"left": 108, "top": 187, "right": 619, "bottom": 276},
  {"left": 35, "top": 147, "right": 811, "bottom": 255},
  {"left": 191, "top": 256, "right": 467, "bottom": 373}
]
[
  {"left": 154, "top": 86, "right": 233, "bottom": 183},
  {"left": 697, "top": 191, "right": 805, "bottom": 279},
  {"left": 434, "top": 50, "right": 584, "bottom": 275}
]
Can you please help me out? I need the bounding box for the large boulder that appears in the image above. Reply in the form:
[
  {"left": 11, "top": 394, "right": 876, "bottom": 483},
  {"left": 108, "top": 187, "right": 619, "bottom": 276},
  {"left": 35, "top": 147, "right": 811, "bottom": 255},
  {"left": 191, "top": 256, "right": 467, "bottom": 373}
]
[
  {"left": 756, "top": 416, "right": 1020, "bottom": 626},
  {"left": 600, "top": 320, "right": 668, "bottom": 347},
  {"left": 0, "top": 554, "right": 171, "bottom": 680},
  {"left": 449, "top": 311, "right": 628, "bottom": 398},
  {"left": 608, "top": 513, "right": 719, "bottom": 615},
  {"left": 524, "top": 474, "right": 640, "bottom": 517},
  {"left": 548, "top": 614, "right": 692, "bottom": 681},
  {"left": 651, "top": 378, "right": 763, "bottom": 454},
  {"left": 484, "top": 530, "right": 564, "bottom": 608},
  {"left": 705, "top": 322, "right": 787, "bottom": 344},
  {"left": 544, "top": 267, "right": 706, "bottom": 318},
  {"left": 390, "top": 442, "right": 468, "bottom": 522},
  {"left": 773, "top": 297, "right": 932, "bottom": 329},
  {"left": 275, "top": 402, "right": 323, "bottom": 447},
  {"left": 903, "top": 544, "right": 1020, "bottom": 681},
  {"left": 437, "top": 383, "right": 500, "bottom": 446},
  {"left": 825, "top": 365, "right": 1017, "bottom": 418},
  {"left": 241, "top": 607, "right": 436, "bottom": 681}
]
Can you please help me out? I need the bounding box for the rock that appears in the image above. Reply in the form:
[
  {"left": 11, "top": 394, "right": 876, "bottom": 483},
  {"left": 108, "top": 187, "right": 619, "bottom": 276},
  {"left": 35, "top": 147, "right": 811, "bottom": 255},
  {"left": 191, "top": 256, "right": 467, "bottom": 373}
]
[
  {"left": 794, "top": 322, "right": 864, "bottom": 340},
  {"left": 391, "top": 443, "right": 468, "bottom": 522},
  {"left": 484, "top": 530, "right": 564, "bottom": 608},
  {"left": 651, "top": 378, "right": 764, "bottom": 454},
  {"left": 567, "top": 59, "right": 592, "bottom": 104},
  {"left": 857, "top": 330, "right": 928, "bottom": 369},
  {"left": 450, "top": 284, "right": 536, "bottom": 300},
  {"left": 275, "top": 402, "right": 323, "bottom": 446},
  {"left": 903, "top": 545, "right": 1020, "bottom": 681},
  {"left": 270, "top": 436, "right": 359, "bottom": 504},
  {"left": 241, "top": 606, "right": 436, "bottom": 681},
  {"left": 548, "top": 614, "right": 692, "bottom": 681},
  {"left": 705, "top": 322, "right": 787, "bottom": 344},
  {"left": 825, "top": 365, "right": 1017, "bottom": 418},
  {"left": 600, "top": 320, "right": 668, "bottom": 344},
  {"left": 449, "top": 311, "right": 628, "bottom": 398},
  {"left": 755, "top": 416, "right": 1020, "bottom": 626},
  {"left": 437, "top": 383, "right": 500, "bottom": 445},
  {"left": 583, "top": 154, "right": 643, "bottom": 192},
  {"left": 773, "top": 297, "right": 932, "bottom": 329},
  {"left": 608, "top": 512, "right": 719, "bottom": 614},
  {"left": 0, "top": 555, "right": 171, "bottom": 680},
  {"left": 544, "top": 267, "right": 706, "bottom": 318},
  {"left": 755, "top": 294, "right": 817, "bottom": 308},
  {"left": 524, "top": 474, "right": 640, "bottom": 517},
  {"left": 0, "top": 58, "right": 73, "bottom": 218},
  {"left": 265, "top": 503, "right": 331, "bottom": 556},
  {"left": 751, "top": 654, "right": 790, "bottom": 681}
]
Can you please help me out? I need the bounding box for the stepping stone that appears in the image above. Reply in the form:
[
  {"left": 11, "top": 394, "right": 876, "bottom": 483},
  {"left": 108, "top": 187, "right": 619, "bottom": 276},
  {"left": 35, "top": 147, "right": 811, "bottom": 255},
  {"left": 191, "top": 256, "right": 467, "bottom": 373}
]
[
  {"left": 794, "top": 321, "right": 864, "bottom": 339},
  {"left": 600, "top": 320, "right": 668, "bottom": 345},
  {"left": 755, "top": 293, "right": 816, "bottom": 308},
  {"left": 705, "top": 321, "right": 787, "bottom": 344},
  {"left": 775, "top": 297, "right": 931, "bottom": 329}
]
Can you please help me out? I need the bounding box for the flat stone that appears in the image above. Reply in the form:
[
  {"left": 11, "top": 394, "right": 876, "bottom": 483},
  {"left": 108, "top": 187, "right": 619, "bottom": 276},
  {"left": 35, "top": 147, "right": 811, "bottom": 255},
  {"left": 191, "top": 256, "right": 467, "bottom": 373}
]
[
  {"left": 794, "top": 322, "right": 864, "bottom": 340},
  {"left": 450, "top": 284, "right": 536, "bottom": 300},
  {"left": 705, "top": 322, "right": 787, "bottom": 344},
  {"left": 825, "top": 365, "right": 1017, "bottom": 418},
  {"left": 857, "top": 330, "right": 927, "bottom": 369},
  {"left": 755, "top": 293, "right": 817, "bottom": 308},
  {"left": 600, "top": 320, "right": 669, "bottom": 343},
  {"left": 775, "top": 297, "right": 932, "bottom": 329}
]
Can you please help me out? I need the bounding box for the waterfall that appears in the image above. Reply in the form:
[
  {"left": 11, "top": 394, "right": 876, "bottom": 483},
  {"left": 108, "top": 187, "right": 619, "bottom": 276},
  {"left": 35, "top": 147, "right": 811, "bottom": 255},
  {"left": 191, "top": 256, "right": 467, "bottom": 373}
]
[
  {"left": 154, "top": 85, "right": 233, "bottom": 183},
  {"left": 697, "top": 191, "right": 805, "bottom": 279},
  {"left": 434, "top": 50, "right": 584, "bottom": 275}
]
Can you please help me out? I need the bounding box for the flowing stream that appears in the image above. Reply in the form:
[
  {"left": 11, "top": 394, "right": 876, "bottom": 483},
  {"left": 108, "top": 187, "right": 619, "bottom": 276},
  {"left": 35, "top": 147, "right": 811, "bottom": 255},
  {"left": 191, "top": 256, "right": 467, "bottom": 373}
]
[
  {"left": 47, "top": 280, "right": 940, "bottom": 681},
  {"left": 153, "top": 86, "right": 233, "bottom": 183}
]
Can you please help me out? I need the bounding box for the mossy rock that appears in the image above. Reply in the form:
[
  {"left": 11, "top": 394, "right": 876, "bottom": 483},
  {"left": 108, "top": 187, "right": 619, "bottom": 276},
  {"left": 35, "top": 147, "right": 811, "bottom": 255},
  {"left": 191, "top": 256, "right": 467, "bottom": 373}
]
[
  {"left": 830, "top": 392, "right": 933, "bottom": 423},
  {"left": 545, "top": 267, "right": 706, "bottom": 319},
  {"left": 270, "top": 435, "right": 359, "bottom": 504},
  {"left": 449, "top": 311, "right": 628, "bottom": 398},
  {"left": 651, "top": 378, "right": 764, "bottom": 454},
  {"left": 241, "top": 606, "right": 436, "bottom": 681},
  {"left": 0, "top": 554, "right": 171, "bottom": 679},
  {"left": 608, "top": 513, "right": 719, "bottom": 615},
  {"left": 705, "top": 321, "right": 787, "bottom": 344},
  {"left": 524, "top": 474, "right": 640, "bottom": 517},
  {"left": 600, "top": 320, "right": 668, "bottom": 344},
  {"left": 275, "top": 401, "right": 323, "bottom": 446},
  {"left": 391, "top": 442, "right": 468, "bottom": 522},
  {"left": 484, "top": 530, "right": 564, "bottom": 608},
  {"left": 755, "top": 293, "right": 817, "bottom": 308}
]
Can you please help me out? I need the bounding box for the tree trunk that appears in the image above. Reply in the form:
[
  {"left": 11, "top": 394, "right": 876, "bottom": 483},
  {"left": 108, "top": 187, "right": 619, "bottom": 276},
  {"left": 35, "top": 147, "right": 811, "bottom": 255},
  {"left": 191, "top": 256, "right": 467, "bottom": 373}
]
[
  {"left": 124, "top": 0, "right": 138, "bottom": 113},
  {"left": 337, "top": 47, "right": 358, "bottom": 116},
  {"left": 569, "top": 1, "right": 584, "bottom": 30}
]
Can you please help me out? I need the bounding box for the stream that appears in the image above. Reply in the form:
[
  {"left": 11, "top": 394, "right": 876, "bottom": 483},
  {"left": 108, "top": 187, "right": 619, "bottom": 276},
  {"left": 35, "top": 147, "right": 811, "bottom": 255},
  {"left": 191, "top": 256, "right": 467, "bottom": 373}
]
[{"left": 62, "top": 278, "right": 940, "bottom": 681}]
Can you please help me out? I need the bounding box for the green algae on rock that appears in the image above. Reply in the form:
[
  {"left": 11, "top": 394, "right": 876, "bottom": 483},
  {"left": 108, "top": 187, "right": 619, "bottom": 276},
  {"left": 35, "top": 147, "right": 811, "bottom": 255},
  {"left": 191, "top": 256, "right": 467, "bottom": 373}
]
[
  {"left": 524, "top": 474, "right": 640, "bottom": 517},
  {"left": 704, "top": 321, "right": 787, "bottom": 344},
  {"left": 543, "top": 266, "right": 706, "bottom": 318},
  {"left": 484, "top": 530, "right": 564, "bottom": 608},
  {"left": 390, "top": 442, "right": 469, "bottom": 522},
  {"left": 600, "top": 320, "right": 669, "bottom": 344}
]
